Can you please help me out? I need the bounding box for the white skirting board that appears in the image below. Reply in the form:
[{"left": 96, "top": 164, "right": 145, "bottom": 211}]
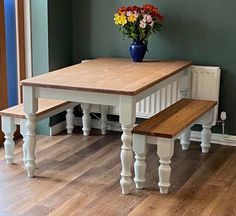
[
  {"left": 190, "top": 131, "right": 236, "bottom": 146},
  {"left": 49, "top": 121, "right": 67, "bottom": 136},
  {"left": 50, "top": 117, "right": 236, "bottom": 147}
]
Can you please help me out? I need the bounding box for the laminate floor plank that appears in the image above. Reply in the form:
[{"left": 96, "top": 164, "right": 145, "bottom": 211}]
[
  {"left": 128, "top": 146, "right": 235, "bottom": 216},
  {"left": 3, "top": 134, "right": 120, "bottom": 215},
  {"left": 0, "top": 129, "right": 235, "bottom": 216}
]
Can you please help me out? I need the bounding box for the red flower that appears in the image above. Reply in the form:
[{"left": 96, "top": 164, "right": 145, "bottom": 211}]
[
  {"left": 126, "top": 5, "right": 141, "bottom": 12},
  {"left": 142, "top": 4, "right": 164, "bottom": 22},
  {"left": 117, "top": 4, "right": 164, "bottom": 22},
  {"left": 156, "top": 13, "right": 164, "bottom": 22},
  {"left": 118, "top": 6, "right": 126, "bottom": 14}
]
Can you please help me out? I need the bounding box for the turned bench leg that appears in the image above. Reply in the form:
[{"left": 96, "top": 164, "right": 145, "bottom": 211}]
[
  {"left": 157, "top": 138, "right": 174, "bottom": 194},
  {"left": 180, "top": 128, "right": 191, "bottom": 150},
  {"left": 66, "top": 107, "right": 75, "bottom": 134},
  {"left": 133, "top": 134, "right": 147, "bottom": 189},
  {"left": 201, "top": 110, "right": 214, "bottom": 153},
  {"left": 100, "top": 105, "right": 108, "bottom": 135},
  {"left": 2, "top": 116, "right": 16, "bottom": 164}
]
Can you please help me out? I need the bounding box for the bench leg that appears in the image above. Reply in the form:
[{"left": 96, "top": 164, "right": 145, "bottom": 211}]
[
  {"left": 2, "top": 116, "right": 16, "bottom": 164},
  {"left": 133, "top": 134, "right": 147, "bottom": 189},
  {"left": 81, "top": 103, "right": 91, "bottom": 136},
  {"left": 100, "top": 105, "right": 108, "bottom": 135},
  {"left": 20, "top": 119, "right": 27, "bottom": 166},
  {"left": 66, "top": 107, "right": 75, "bottom": 134},
  {"left": 201, "top": 111, "right": 213, "bottom": 153},
  {"left": 157, "top": 138, "right": 174, "bottom": 194},
  {"left": 180, "top": 128, "right": 191, "bottom": 150}
]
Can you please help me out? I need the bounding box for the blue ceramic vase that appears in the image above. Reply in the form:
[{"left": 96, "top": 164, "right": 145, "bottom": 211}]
[{"left": 130, "top": 40, "right": 147, "bottom": 62}]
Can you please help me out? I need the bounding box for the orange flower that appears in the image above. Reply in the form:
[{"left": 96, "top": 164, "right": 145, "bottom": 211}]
[{"left": 118, "top": 6, "right": 126, "bottom": 14}]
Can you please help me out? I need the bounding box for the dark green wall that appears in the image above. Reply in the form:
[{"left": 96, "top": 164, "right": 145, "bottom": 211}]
[
  {"left": 48, "top": 0, "right": 73, "bottom": 71},
  {"left": 74, "top": 0, "right": 236, "bottom": 135},
  {"left": 48, "top": 0, "right": 74, "bottom": 127},
  {"left": 31, "top": 0, "right": 73, "bottom": 134},
  {"left": 31, "top": 0, "right": 50, "bottom": 135}
]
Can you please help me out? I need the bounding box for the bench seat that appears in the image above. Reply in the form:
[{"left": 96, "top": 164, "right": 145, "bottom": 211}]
[
  {"left": 0, "top": 99, "right": 77, "bottom": 165},
  {"left": 132, "top": 98, "right": 217, "bottom": 194},
  {"left": 133, "top": 99, "right": 216, "bottom": 138},
  {"left": 0, "top": 98, "right": 72, "bottom": 119}
]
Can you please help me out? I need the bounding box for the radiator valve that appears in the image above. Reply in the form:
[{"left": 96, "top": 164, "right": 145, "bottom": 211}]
[{"left": 220, "top": 111, "right": 227, "bottom": 135}]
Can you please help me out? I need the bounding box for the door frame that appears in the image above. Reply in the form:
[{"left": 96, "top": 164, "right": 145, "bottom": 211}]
[
  {"left": 0, "top": 0, "right": 8, "bottom": 143},
  {"left": 15, "top": 0, "right": 26, "bottom": 102}
]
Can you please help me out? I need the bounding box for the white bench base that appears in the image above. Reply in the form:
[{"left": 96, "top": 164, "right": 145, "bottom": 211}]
[
  {"left": 2, "top": 102, "right": 109, "bottom": 166},
  {"left": 133, "top": 110, "right": 214, "bottom": 194},
  {"left": 2, "top": 103, "right": 77, "bottom": 165}
]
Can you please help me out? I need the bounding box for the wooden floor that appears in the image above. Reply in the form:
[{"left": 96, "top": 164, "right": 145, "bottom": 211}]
[{"left": 0, "top": 129, "right": 236, "bottom": 216}]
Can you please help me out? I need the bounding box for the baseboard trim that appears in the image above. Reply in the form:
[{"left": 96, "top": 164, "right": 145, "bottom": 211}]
[
  {"left": 190, "top": 131, "right": 236, "bottom": 147},
  {"left": 50, "top": 121, "right": 66, "bottom": 136},
  {"left": 50, "top": 117, "right": 236, "bottom": 147}
]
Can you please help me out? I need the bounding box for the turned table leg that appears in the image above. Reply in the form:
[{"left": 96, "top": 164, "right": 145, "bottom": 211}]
[
  {"left": 25, "top": 114, "right": 37, "bottom": 177},
  {"left": 100, "top": 105, "right": 108, "bottom": 135},
  {"left": 20, "top": 119, "right": 27, "bottom": 166},
  {"left": 66, "top": 107, "right": 75, "bottom": 134},
  {"left": 119, "top": 96, "right": 136, "bottom": 194},
  {"left": 81, "top": 103, "right": 91, "bottom": 136},
  {"left": 23, "top": 86, "right": 38, "bottom": 177}
]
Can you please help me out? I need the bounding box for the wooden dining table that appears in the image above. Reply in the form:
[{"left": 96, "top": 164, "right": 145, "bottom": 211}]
[{"left": 21, "top": 58, "right": 192, "bottom": 194}]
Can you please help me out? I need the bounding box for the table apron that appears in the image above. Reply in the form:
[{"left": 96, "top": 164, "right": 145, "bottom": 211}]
[
  {"left": 35, "top": 87, "right": 120, "bottom": 106},
  {"left": 134, "top": 68, "right": 190, "bottom": 103}
]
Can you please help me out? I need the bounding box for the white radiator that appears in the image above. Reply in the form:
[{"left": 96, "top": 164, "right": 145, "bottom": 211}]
[
  {"left": 191, "top": 66, "right": 221, "bottom": 125},
  {"left": 90, "top": 65, "right": 221, "bottom": 126}
]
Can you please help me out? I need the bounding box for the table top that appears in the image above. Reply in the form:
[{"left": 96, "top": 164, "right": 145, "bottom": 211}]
[{"left": 21, "top": 58, "right": 191, "bottom": 96}]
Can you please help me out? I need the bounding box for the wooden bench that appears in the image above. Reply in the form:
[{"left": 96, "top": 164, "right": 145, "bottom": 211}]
[
  {"left": 0, "top": 99, "right": 77, "bottom": 165},
  {"left": 132, "top": 98, "right": 217, "bottom": 194}
]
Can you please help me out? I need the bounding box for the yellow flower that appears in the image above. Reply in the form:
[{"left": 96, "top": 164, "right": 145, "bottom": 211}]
[
  {"left": 114, "top": 13, "right": 120, "bottom": 25},
  {"left": 114, "top": 13, "right": 127, "bottom": 26},
  {"left": 127, "top": 13, "right": 137, "bottom": 23}
]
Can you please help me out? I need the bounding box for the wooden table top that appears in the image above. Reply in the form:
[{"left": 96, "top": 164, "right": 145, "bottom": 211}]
[{"left": 21, "top": 58, "right": 191, "bottom": 96}]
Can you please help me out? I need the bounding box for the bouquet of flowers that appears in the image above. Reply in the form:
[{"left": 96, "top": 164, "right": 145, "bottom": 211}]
[{"left": 114, "top": 4, "right": 164, "bottom": 45}]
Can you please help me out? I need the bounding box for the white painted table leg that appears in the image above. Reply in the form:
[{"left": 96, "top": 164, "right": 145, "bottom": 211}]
[
  {"left": 201, "top": 110, "right": 213, "bottom": 153},
  {"left": 23, "top": 86, "right": 38, "bottom": 177},
  {"left": 25, "top": 115, "right": 37, "bottom": 177},
  {"left": 180, "top": 128, "right": 191, "bottom": 150},
  {"left": 81, "top": 103, "right": 91, "bottom": 136},
  {"left": 66, "top": 107, "right": 75, "bottom": 134},
  {"left": 20, "top": 119, "right": 27, "bottom": 166},
  {"left": 133, "top": 134, "right": 147, "bottom": 189},
  {"left": 119, "top": 96, "right": 136, "bottom": 194},
  {"left": 100, "top": 105, "right": 108, "bottom": 135},
  {"left": 120, "top": 124, "right": 134, "bottom": 194},
  {"left": 157, "top": 138, "right": 174, "bottom": 194},
  {"left": 2, "top": 116, "right": 16, "bottom": 164}
]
